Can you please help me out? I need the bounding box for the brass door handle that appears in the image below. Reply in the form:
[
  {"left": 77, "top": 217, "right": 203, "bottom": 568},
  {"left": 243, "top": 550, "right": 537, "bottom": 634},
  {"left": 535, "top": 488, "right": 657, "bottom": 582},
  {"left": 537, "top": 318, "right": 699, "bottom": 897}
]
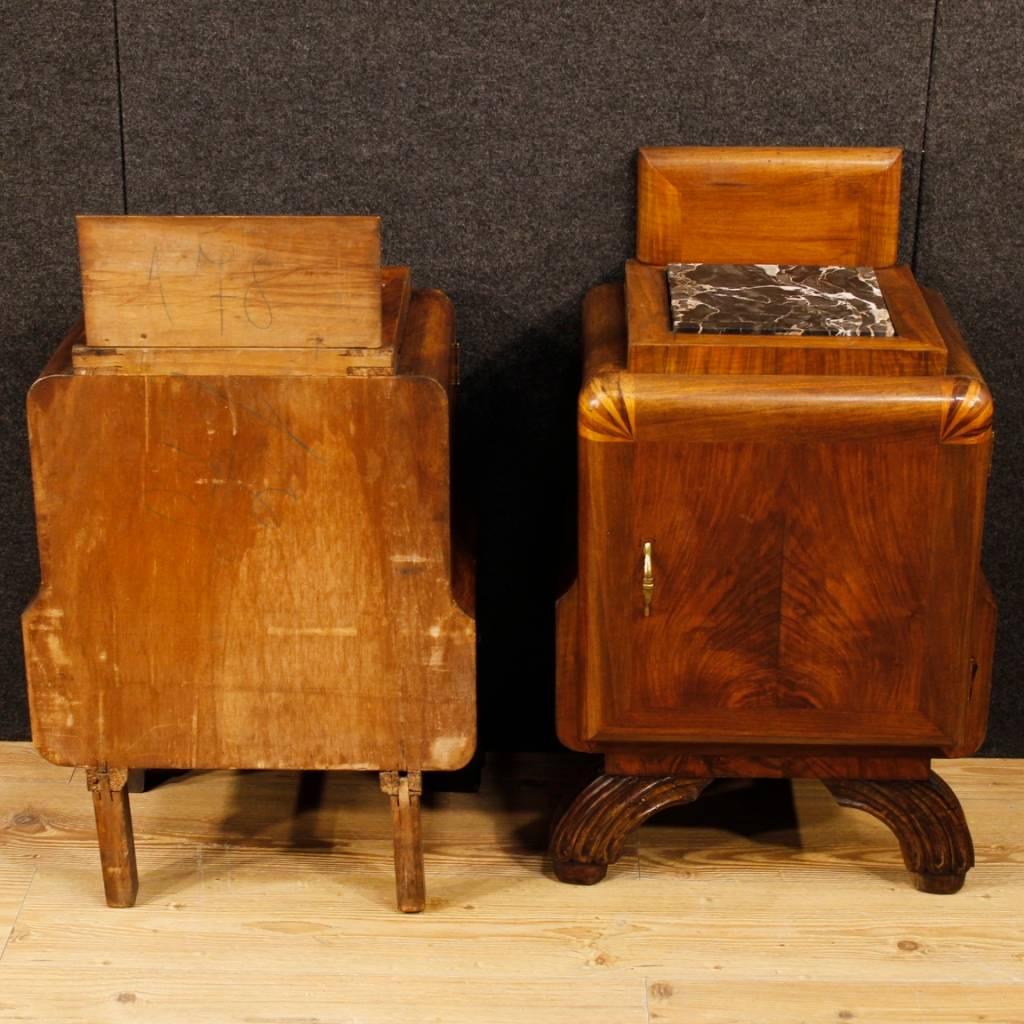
[{"left": 641, "top": 541, "right": 654, "bottom": 617}]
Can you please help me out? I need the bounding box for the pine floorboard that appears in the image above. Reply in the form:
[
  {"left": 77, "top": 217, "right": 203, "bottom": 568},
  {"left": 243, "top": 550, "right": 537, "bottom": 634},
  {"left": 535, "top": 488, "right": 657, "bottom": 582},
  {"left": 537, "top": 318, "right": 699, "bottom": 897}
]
[{"left": 0, "top": 743, "right": 1021, "bottom": 1023}]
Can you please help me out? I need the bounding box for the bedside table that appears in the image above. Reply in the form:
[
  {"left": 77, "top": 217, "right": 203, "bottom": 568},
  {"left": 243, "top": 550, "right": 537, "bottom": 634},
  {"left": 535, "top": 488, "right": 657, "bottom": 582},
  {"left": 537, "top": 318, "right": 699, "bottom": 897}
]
[
  {"left": 553, "top": 148, "right": 995, "bottom": 894},
  {"left": 22, "top": 216, "right": 475, "bottom": 912}
]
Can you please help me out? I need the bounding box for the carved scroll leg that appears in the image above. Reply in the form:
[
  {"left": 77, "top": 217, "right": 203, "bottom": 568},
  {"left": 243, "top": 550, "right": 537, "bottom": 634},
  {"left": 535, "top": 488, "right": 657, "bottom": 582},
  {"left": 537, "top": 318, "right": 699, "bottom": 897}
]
[
  {"left": 551, "top": 775, "right": 711, "bottom": 885},
  {"left": 380, "top": 771, "right": 425, "bottom": 913},
  {"left": 86, "top": 767, "right": 139, "bottom": 908},
  {"left": 824, "top": 771, "right": 975, "bottom": 894}
]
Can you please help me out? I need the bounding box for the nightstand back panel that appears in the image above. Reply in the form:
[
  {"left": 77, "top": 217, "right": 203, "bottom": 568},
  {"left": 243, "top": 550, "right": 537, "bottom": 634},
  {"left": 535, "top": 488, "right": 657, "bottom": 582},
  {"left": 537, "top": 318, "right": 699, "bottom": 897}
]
[{"left": 23, "top": 370, "right": 475, "bottom": 771}]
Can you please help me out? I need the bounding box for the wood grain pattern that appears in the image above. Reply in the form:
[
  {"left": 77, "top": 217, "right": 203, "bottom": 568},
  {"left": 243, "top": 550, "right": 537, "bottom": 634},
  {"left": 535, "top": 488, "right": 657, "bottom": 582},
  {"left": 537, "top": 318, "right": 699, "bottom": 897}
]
[
  {"left": 919, "top": 286, "right": 995, "bottom": 759},
  {"left": 646, "top": 981, "right": 1024, "bottom": 1024},
  {"left": 0, "top": 969, "right": 648, "bottom": 1024},
  {"left": 2, "top": 745, "right": 1023, "bottom": 1023},
  {"left": 940, "top": 375, "right": 994, "bottom": 443},
  {"left": 560, "top": 151, "right": 995, "bottom": 894},
  {"left": 552, "top": 769, "right": 976, "bottom": 893},
  {"left": 578, "top": 369, "right": 634, "bottom": 441},
  {"left": 603, "top": 749, "right": 932, "bottom": 780},
  {"left": 396, "top": 288, "right": 458, "bottom": 400},
  {"left": 961, "top": 573, "right": 997, "bottom": 756},
  {"left": 25, "top": 274, "right": 475, "bottom": 914},
  {"left": 636, "top": 146, "right": 902, "bottom": 266},
  {"left": 824, "top": 772, "right": 975, "bottom": 894},
  {"left": 551, "top": 774, "right": 710, "bottom": 884},
  {"left": 396, "top": 289, "right": 475, "bottom": 619},
  {"left": 78, "top": 215, "right": 382, "bottom": 349},
  {"left": 582, "top": 370, "right": 984, "bottom": 446},
  {"left": 380, "top": 770, "right": 425, "bottom": 913},
  {"left": 23, "top": 292, "right": 474, "bottom": 774},
  {"left": 84, "top": 767, "right": 137, "bottom": 907},
  {"left": 625, "top": 259, "right": 948, "bottom": 375},
  {"left": 71, "top": 266, "right": 411, "bottom": 377},
  {"left": 563, "top": 280, "right": 993, "bottom": 756}
]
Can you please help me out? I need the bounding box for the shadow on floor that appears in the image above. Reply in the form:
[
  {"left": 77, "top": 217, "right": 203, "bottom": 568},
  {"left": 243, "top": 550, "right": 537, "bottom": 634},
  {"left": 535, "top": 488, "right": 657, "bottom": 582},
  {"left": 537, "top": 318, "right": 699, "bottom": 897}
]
[{"left": 136, "top": 759, "right": 804, "bottom": 858}]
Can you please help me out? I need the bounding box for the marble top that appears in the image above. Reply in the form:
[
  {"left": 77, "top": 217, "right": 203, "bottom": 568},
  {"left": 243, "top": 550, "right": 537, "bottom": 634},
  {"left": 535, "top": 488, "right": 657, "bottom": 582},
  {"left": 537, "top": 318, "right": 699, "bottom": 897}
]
[{"left": 667, "top": 263, "right": 896, "bottom": 337}]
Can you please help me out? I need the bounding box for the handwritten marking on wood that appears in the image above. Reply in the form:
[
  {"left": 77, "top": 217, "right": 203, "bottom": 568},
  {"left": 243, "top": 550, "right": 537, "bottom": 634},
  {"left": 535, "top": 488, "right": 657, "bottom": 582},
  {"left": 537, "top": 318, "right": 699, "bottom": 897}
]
[
  {"left": 24, "top": 333, "right": 476, "bottom": 771},
  {"left": 78, "top": 216, "right": 382, "bottom": 349}
]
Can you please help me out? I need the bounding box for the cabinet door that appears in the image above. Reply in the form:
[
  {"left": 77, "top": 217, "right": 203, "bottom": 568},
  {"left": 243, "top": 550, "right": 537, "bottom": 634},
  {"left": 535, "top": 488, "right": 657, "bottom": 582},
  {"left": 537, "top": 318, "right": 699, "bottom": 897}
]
[{"left": 578, "top": 431, "right": 985, "bottom": 749}]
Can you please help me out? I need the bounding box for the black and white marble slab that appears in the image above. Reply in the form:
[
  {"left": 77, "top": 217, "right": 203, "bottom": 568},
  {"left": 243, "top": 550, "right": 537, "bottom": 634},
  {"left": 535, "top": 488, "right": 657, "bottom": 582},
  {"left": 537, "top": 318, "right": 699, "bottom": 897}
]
[{"left": 667, "top": 264, "right": 895, "bottom": 337}]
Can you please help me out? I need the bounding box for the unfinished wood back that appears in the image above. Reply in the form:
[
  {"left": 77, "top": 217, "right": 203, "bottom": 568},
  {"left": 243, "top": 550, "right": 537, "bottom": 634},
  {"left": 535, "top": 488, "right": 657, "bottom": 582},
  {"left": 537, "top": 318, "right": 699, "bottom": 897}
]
[
  {"left": 72, "top": 267, "right": 410, "bottom": 377},
  {"left": 78, "top": 215, "right": 382, "bottom": 349},
  {"left": 23, "top": 292, "right": 474, "bottom": 773}
]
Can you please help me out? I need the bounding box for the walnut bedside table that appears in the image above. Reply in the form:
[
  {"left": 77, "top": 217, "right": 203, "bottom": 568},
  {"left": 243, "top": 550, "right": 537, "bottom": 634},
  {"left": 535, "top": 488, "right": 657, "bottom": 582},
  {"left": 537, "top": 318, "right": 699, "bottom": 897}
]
[
  {"left": 22, "top": 216, "right": 475, "bottom": 912},
  {"left": 553, "top": 148, "right": 995, "bottom": 894}
]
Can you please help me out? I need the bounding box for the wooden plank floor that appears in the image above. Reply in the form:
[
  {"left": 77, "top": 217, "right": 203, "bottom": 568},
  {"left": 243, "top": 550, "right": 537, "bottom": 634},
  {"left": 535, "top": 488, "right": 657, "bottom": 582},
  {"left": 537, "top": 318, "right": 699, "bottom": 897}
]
[{"left": 0, "top": 743, "right": 1022, "bottom": 1023}]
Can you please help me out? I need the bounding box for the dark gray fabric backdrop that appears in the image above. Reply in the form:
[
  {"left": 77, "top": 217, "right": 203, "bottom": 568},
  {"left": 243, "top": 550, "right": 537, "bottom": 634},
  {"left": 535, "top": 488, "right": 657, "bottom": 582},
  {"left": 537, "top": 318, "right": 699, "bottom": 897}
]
[{"left": 1, "top": 1, "right": 1020, "bottom": 752}]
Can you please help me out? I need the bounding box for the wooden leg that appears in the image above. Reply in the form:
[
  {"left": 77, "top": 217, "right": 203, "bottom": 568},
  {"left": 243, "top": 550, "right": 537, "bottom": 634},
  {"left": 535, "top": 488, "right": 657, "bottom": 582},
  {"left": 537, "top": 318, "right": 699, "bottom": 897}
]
[
  {"left": 824, "top": 771, "right": 975, "bottom": 894},
  {"left": 551, "top": 774, "right": 711, "bottom": 885},
  {"left": 86, "top": 767, "right": 139, "bottom": 908},
  {"left": 380, "top": 771, "right": 425, "bottom": 913}
]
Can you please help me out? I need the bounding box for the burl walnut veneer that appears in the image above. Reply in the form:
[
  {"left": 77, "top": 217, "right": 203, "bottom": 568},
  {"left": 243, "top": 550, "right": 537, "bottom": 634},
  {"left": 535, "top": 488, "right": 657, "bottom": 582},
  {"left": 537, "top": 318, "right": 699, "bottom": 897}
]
[
  {"left": 553, "top": 148, "right": 995, "bottom": 894},
  {"left": 23, "top": 216, "right": 475, "bottom": 913}
]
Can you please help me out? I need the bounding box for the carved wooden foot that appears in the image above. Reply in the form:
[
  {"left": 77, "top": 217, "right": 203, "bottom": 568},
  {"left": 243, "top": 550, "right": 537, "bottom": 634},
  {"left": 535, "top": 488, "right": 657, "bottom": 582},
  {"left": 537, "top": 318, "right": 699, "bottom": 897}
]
[
  {"left": 551, "top": 774, "right": 711, "bottom": 884},
  {"left": 381, "top": 771, "right": 425, "bottom": 913},
  {"left": 86, "top": 767, "right": 138, "bottom": 908},
  {"left": 824, "top": 771, "right": 974, "bottom": 894}
]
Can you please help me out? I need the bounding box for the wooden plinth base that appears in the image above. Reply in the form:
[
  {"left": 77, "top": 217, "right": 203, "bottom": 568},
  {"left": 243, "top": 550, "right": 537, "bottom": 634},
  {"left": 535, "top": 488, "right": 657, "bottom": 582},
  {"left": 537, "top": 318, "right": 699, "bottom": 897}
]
[
  {"left": 551, "top": 770, "right": 974, "bottom": 894},
  {"left": 85, "top": 766, "right": 429, "bottom": 912}
]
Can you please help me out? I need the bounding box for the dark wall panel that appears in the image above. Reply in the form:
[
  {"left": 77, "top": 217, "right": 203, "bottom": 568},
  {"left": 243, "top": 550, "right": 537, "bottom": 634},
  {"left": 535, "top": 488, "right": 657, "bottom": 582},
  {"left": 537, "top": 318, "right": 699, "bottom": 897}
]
[
  {"left": 113, "top": 0, "right": 935, "bottom": 750},
  {"left": 915, "top": 0, "right": 1024, "bottom": 755},
  {"left": 0, "top": 1, "right": 123, "bottom": 739},
  {"left": 8, "top": 1, "right": 1020, "bottom": 755}
]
